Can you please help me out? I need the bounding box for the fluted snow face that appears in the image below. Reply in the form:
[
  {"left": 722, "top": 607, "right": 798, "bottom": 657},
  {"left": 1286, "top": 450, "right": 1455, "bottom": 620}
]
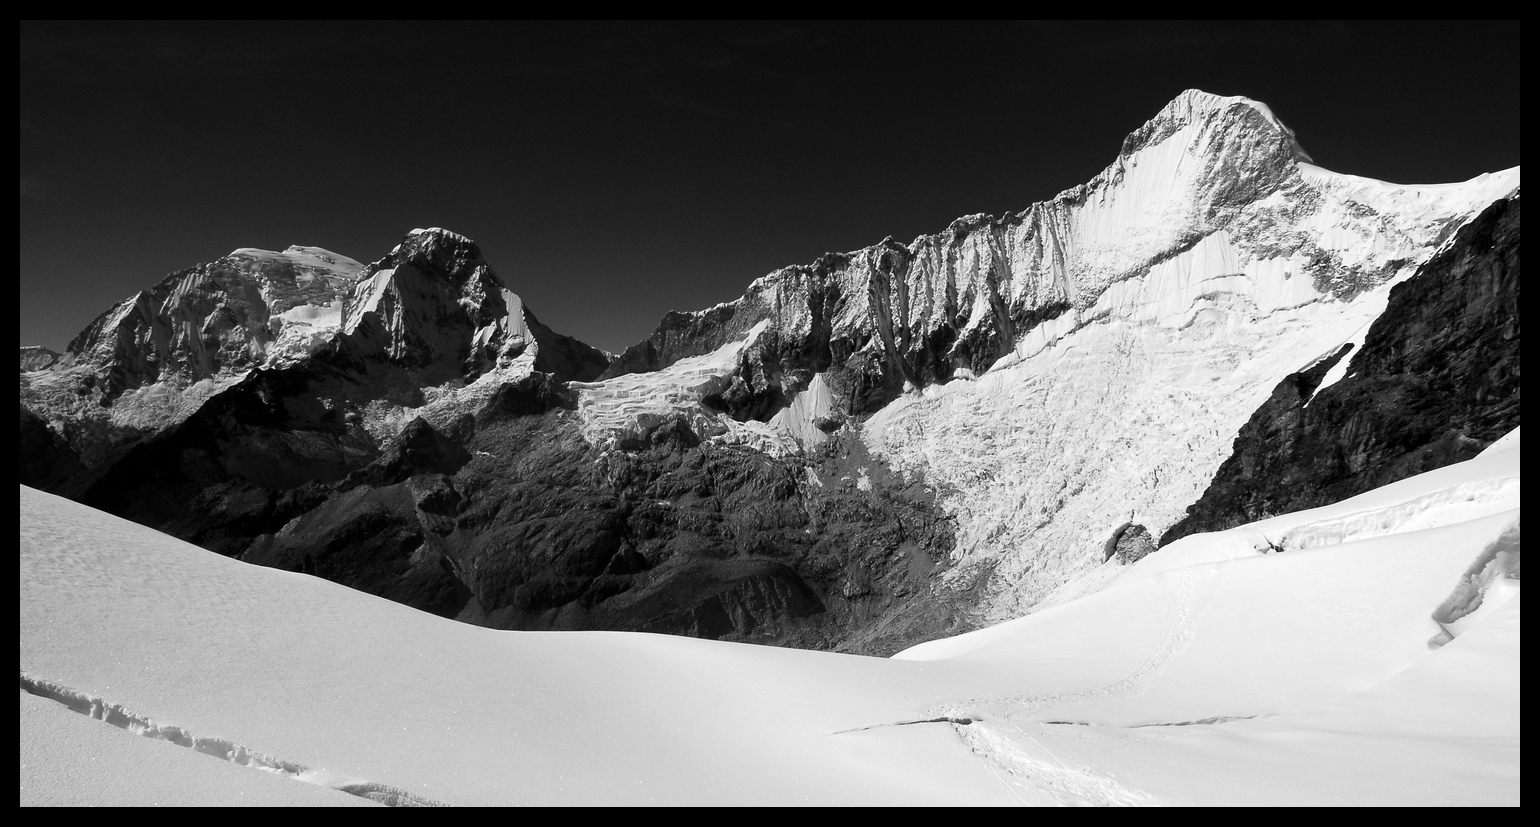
[
  {"left": 671, "top": 91, "right": 1513, "bottom": 383},
  {"left": 856, "top": 140, "right": 1519, "bottom": 623}
]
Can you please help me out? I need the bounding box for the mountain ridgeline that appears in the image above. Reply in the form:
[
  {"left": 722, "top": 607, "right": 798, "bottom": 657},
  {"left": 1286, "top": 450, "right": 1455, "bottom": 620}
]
[
  {"left": 20, "top": 91, "right": 1520, "bottom": 653},
  {"left": 601, "top": 90, "right": 1321, "bottom": 418}
]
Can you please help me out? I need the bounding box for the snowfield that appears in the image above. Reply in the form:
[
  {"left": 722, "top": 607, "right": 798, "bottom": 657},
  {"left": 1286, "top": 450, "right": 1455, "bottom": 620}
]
[{"left": 19, "top": 430, "right": 1519, "bottom": 806}]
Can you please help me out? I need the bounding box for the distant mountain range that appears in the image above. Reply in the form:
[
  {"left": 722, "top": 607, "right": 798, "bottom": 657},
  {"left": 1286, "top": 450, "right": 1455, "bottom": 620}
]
[{"left": 20, "top": 90, "right": 1520, "bottom": 655}]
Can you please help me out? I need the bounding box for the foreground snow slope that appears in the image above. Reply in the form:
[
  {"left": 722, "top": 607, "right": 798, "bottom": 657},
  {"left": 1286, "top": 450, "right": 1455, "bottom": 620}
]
[{"left": 20, "top": 430, "right": 1519, "bottom": 805}]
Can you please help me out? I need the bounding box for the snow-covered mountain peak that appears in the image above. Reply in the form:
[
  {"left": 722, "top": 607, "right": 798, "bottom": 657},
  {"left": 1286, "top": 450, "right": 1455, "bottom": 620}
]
[
  {"left": 363, "top": 227, "right": 499, "bottom": 287},
  {"left": 225, "top": 245, "right": 366, "bottom": 280},
  {"left": 38, "top": 242, "right": 363, "bottom": 387},
  {"left": 17, "top": 242, "right": 371, "bottom": 466},
  {"left": 314, "top": 227, "right": 607, "bottom": 441},
  {"left": 1121, "top": 88, "right": 1311, "bottom": 163},
  {"left": 604, "top": 91, "right": 1511, "bottom": 453},
  {"left": 18, "top": 345, "right": 62, "bottom": 372},
  {"left": 340, "top": 229, "right": 516, "bottom": 370},
  {"left": 598, "top": 90, "right": 1519, "bottom": 624},
  {"left": 408, "top": 226, "right": 473, "bottom": 242},
  {"left": 22, "top": 226, "right": 609, "bottom": 468}
]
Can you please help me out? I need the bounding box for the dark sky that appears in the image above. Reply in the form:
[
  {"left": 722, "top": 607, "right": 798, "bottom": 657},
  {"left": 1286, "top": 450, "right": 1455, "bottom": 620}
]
[{"left": 20, "top": 21, "right": 1520, "bottom": 355}]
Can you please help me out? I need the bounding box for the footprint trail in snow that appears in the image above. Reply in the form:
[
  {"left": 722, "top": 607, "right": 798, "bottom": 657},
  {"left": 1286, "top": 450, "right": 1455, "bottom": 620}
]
[{"left": 937, "top": 567, "right": 1219, "bottom": 806}]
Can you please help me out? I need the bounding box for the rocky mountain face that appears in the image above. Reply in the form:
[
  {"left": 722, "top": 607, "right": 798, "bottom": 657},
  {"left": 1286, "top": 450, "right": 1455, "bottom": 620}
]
[
  {"left": 599, "top": 91, "right": 1505, "bottom": 429},
  {"left": 1101, "top": 521, "right": 1157, "bottom": 565},
  {"left": 69, "top": 245, "right": 363, "bottom": 397},
  {"left": 19, "top": 405, "right": 82, "bottom": 491},
  {"left": 586, "top": 90, "right": 1519, "bottom": 624},
  {"left": 1160, "top": 194, "right": 1521, "bottom": 545},
  {"left": 23, "top": 225, "right": 963, "bottom": 654},
  {"left": 236, "top": 382, "right": 973, "bottom": 654},
  {"left": 334, "top": 228, "right": 606, "bottom": 384},
  {"left": 21, "top": 245, "right": 364, "bottom": 468},
  {"left": 21, "top": 231, "right": 606, "bottom": 469},
  {"left": 19, "top": 90, "right": 1521, "bottom": 653},
  {"left": 32, "top": 229, "right": 608, "bottom": 522}
]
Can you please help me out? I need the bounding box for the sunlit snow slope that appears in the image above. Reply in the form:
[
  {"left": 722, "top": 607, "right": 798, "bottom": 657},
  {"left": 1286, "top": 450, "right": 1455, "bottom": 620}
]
[{"left": 20, "top": 428, "right": 1519, "bottom": 806}]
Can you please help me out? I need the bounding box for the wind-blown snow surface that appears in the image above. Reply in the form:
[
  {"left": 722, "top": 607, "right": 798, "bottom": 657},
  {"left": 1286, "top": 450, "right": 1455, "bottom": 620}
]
[{"left": 19, "top": 430, "right": 1519, "bottom": 806}]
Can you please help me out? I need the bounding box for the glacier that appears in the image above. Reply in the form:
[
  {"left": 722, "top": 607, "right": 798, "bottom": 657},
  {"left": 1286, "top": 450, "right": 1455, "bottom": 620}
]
[{"left": 588, "top": 90, "right": 1520, "bottom": 622}]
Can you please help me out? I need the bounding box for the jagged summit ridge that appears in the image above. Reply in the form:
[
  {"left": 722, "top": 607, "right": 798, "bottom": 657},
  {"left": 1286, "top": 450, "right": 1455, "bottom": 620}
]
[
  {"left": 604, "top": 90, "right": 1341, "bottom": 390},
  {"left": 599, "top": 90, "right": 1516, "bottom": 447},
  {"left": 20, "top": 227, "right": 607, "bottom": 465},
  {"left": 1118, "top": 89, "right": 1312, "bottom": 163},
  {"left": 339, "top": 227, "right": 524, "bottom": 376},
  {"left": 320, "top": 226, "right": 608, "bottom": 437}
]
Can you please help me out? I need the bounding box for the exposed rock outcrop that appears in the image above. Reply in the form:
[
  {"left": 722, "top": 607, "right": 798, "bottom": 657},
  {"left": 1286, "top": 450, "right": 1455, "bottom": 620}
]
[
  {"left": 19, "top": 405, "right": 82, "bottom": 491},
  {"left": 74, "top": 365, "right": 380, "bottom": 529},
  {"left": 1102, "top": 522, "right": 1156, "bottom": 565},
  {"left": 340, "top": 417, "right": 472, "bottom": 492},
  {"left": 235, "top": 387, "right": 972, "bottom": 655}
]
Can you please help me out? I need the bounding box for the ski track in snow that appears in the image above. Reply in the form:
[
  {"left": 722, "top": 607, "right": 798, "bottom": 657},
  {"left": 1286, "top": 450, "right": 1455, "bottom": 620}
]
[
  {"left": 18, "top": 672, "right": 446, "bottom": 807},
  {"left": 956, "top": 720, "right": 1151, "bottom": 806},
  {"left": 934, "top": 566, "right": 1217, "bottom": 806}
]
